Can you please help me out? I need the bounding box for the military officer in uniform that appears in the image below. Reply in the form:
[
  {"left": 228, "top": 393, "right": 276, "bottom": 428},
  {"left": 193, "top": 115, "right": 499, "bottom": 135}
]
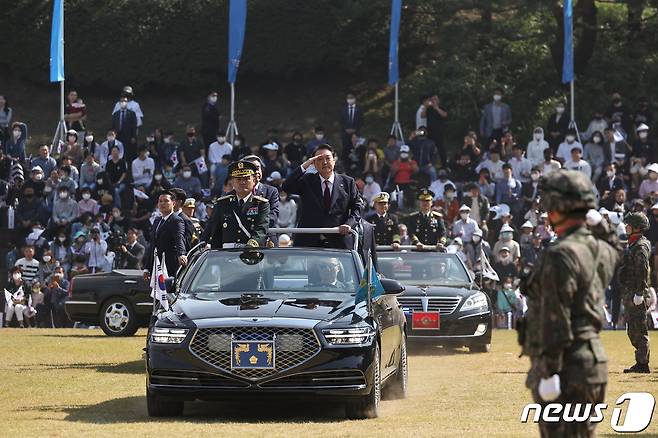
[
  {"left": 366, "top": 192, "right": 400, "bottom": 249},
  {"left": 406, "top": 189, "right": 446, "bottom": 250},
  {"left": 619, "top": 212, "right": 651, "bottom": 373},
  {"left": 520, "top": 170, "right": 619, "bottom": 437},
  {"left": 200, "top": 160, "right": 269, "bottom": 249},
  {"left": 182, "top": 198, "right": 202, "bottom": 247}
]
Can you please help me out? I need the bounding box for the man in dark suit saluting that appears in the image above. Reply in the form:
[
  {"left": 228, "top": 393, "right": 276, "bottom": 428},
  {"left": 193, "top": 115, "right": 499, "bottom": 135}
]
[
  {"left": 282, "top": 143, "right": 363, "bottom": 248},
  {"left": 143, "top": 190, "right": 188, "bottom": 282}
]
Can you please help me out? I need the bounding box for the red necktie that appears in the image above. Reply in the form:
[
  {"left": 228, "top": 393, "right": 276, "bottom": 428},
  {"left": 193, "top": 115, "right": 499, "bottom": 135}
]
[{"left": 323, "top": 180, "right": 331, "bottom": 210}]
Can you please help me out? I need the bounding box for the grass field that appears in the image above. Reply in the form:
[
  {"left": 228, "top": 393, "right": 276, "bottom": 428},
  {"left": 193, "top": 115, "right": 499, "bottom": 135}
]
[{"left": 0, "top": 329, "right": 656, "bottom": 438}]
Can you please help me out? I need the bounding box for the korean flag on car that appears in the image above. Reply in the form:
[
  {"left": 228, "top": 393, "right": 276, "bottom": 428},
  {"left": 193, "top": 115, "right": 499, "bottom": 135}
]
[{"left": 150, "top": 253, "right": 170, "bottom": 311}]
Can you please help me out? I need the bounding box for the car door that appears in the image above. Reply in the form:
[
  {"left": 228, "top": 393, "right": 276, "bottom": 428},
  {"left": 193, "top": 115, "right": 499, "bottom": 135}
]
[{"left": 374, "top": 294, "right": 398, "bottom": 378}]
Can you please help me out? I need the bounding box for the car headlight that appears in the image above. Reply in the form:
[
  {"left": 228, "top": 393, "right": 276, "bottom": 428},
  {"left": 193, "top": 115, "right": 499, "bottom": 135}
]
[
  {"left": 150, "top": 327, "right": 189, "bottom": 344},
  {"left": 322, "top": 327, "right": 375, "bottom": 345},
  {"left": 461, "top": 292, "right": 489, "bottom": 312}
]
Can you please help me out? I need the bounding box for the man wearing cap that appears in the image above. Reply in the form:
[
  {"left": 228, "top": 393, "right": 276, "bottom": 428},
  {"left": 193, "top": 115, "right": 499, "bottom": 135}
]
[
  {"left": 452, "top": 205, "right": 480, "bottom": 244},
  {"left": 200, "top": 160, "right": 269, "bottom": 249},
  {"left": 406, "top": 189, "right": 446, "bottom": 250},
  {"left": 282, "top": 144, "right": 363, "bottom": 249},
  {"left": 366, "top": 192, "right": 400, "bottom": 248},
  {"left": 638, "top": 162, "right": 658, "bottom": 199},
  {"left": 182, "top": 198, "right": 202, "bottom": 245},
  {"left": 520, "top": 170, "right": 619, "bottom": 437},
  {"left": 619, "top": 212, "right": 652, "bottom": 373},
  {"left": 243, "top": 155, "right": 280, "bottom": 233}
]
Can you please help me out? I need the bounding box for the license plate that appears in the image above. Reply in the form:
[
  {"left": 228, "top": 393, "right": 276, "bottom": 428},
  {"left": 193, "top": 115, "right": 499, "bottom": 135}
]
[
  {"left": 412, "top": 311, "right": 440, "bottom": 330},
  {"left": 231, "top": 340, "right": 275, "bottom": 369}
]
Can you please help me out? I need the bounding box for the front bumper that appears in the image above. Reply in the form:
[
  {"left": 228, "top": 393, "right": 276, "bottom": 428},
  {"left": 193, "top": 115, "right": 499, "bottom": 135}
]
[
  {"left": 405, "top": 311, "right": 492, "bottom": 345},
  {"left": 146, "top": 319, "right": 376, "bottom": 401}
]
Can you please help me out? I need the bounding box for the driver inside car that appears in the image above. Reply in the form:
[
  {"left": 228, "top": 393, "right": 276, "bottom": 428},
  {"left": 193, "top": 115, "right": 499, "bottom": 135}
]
[{"left": 308, "top": 258, "right": 345, "bottom": 289}]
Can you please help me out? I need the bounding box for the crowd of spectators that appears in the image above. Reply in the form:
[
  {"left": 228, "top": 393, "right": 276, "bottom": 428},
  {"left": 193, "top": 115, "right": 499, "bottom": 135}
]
[{"left": 1, "top": 87, "right": 657, "bottom": 329}]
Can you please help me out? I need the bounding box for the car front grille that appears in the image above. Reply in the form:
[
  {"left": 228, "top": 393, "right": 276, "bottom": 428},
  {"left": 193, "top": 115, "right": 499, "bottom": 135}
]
[
  {"left": 150, "top": 369, "right": 248, "bottom": 388},
  {"left": 189, "top": 327, "right": 321, "bottom": 380},
  {"left": 398, "top": 296, "right": 461, "bottom": 315},
  {"left": 259, "top": 370, "right": 366, "bottom": 388}
]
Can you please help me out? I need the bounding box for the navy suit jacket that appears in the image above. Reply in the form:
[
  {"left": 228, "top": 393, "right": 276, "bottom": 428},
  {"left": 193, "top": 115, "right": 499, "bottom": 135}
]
[
  {"left": 340, "top": 104, "right": 364, "bottom": 132},
  {"left": 143, "top": 213, "right": 187, "bottom": 277},
  {"left": 111, "top": 109, "right": 138, "bottom": 144},
  {"left": 254, "top": 182, "right": 280, "bottom": 227},
  {"left": 282, "top": 166, "right": 363, "bottom": 248}
]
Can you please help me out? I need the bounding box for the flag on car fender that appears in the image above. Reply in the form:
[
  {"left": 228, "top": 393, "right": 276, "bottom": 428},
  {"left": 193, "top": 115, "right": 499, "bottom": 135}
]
[{"left": 150, "top": 252, "right": 169, "bottom": 311}]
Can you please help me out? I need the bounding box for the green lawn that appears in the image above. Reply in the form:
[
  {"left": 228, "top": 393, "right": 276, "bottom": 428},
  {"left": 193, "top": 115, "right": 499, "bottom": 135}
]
[{"left": 0, "top": 329, "right": 656, "bottom": 437}]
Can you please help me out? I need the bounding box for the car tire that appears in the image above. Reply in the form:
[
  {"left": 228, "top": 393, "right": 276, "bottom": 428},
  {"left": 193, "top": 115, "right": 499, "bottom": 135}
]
[
  {"left": 468, "top": 343, "right": 491, "bottom": 353},
  {"left": 383, "top": 335, "right": 408, "bottom": 400},
  {"left": 147, "top": 389, "right": 183, "bottom": 417},
  {"left": 345, "top": 343, "right": 381, "bottom": 419},
  {"left": 99, "top": 298, "right": 139, "bottom": 337}
]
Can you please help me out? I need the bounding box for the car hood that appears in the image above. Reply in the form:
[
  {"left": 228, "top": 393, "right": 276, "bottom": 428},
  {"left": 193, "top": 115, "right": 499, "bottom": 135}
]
[
  {"left": 172, "top": 292, "right": 364, "bottom": 323},
  {"left": 399, "top": 284, "right": 476, "bottom": 297}
]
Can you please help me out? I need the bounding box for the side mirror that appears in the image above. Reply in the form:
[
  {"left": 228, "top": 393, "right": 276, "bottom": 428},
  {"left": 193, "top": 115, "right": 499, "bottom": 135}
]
[
  {"left": 164, "top": 277, "right": 176, "bottom": 294},
  {"left": 380, "top": 278, "right": 405, "bottom": 295}
]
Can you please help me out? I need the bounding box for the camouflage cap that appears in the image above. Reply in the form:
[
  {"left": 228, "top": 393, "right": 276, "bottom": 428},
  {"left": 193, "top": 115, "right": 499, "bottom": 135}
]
[
  {"left": 539, "top": 170, "right": 596, "bottom": 214},
  {"left": 625, "top": 212, "right": 649, "bottom": 232}
]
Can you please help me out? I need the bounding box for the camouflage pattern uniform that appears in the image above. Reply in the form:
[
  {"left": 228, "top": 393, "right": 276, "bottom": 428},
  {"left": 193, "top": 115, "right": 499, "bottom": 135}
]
[
  {"left": 618, "top": 212, "right": 651, "bottom": 371},
  {"left": 521, "top": 170, "right": 620, "bottom": 438}
]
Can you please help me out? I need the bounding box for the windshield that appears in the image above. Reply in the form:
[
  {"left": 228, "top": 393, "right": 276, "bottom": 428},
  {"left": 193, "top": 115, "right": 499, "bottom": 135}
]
[
  {"left": 377, "top": 252, "right": 471, "bottom": 285},
  {"left": 187, "top": 250, "right": 359, "bottom": 294}
]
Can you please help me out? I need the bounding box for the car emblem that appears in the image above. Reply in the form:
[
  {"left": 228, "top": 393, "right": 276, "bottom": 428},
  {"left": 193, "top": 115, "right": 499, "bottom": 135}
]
[{"left": 419, "top": 286, "right": 429, "bottom": 295}]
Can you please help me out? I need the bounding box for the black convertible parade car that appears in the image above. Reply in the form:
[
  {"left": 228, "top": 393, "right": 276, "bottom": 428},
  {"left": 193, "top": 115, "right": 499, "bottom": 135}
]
[
  {"left": 377, "top": 248, "right": 493, "bottom": 353},
  {"left": 144, "top": 245, "right": 408, "bottom": 418}
]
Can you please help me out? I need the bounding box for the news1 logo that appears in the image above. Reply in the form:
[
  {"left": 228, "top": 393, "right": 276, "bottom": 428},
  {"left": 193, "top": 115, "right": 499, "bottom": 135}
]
[{"left": 521, "top": 392, "right": 655, "bottom": 433}]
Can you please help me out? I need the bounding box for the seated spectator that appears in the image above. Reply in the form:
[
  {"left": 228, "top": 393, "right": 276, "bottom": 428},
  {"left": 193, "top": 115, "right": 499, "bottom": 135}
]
[
  {"left": 429, "top": 168, "right": 455, "bottom": 201},
  {"left": 262, "top": 142, "right": 289, "bottom": 179},
  {"left": 277, "top": 191, "right": 298, "bottom": 228},
  {"left": 52, "top": 187, "right": 79, "bottom": 229},
  {"left": 526, "top": 127, "right": 549, "bottom": 167},
  {"left": 493, "top": 224, "right": 520, "bottom": 263},
  {"left": 56, "top": 165, "right": 78, "bottom": 194},
  {"left": 96, "top": 130, "right": 124, "bottom": 169},
  {"left": 208, "top": 131, "right": 233, "bottom": 172},
  {"left": 50, "top": 232, "right": 73, "bottom": 274},
  {"left": 44, "top": 275, "right": 69, "bottom": 327},
  {"left": 363, "top": 139, "right": 383, "bottom": 176},
  {"left": 555, "top": 129, "right": 583, "bottom": 163},
  {"left": 541, "top": 148, "right": 561, "bottom": 175},
  {"left": 4, "top": 267, "right": 27, "bottom": 327},
  {"left": 15, "top": 186, "right": 49, "bottom": 232},
  {"left": 508, "top": 144, "right": 532, "bottom": 184},
  {"left": 24, "top": 166, "right": 46, "bottom": 197},
  {"left": 639, "top": 163, "right": 658, "bottom": 200},
  {"left": 78, "top": 187, "right": 99, "bottom": 215},
  {"left": 583, "top": 131, "right": 606, "bottom": 182},
  {"left": 14, "top": 244, "right": 40, "bottom": 286},
  {"left": 362, "top": 173, "right": 381, "bottom": 206},
  {"left": 452, "top": 205, "right": 480, "bottom": 243},
  {"left": 434, "top": 183, "right": 459, "bottom": 226},
  {"left": 4, "top": 122, "right": 26, "bottom": 161},
  {"left": 389, "top": 145, "right": 418, "bottom": 210},
  {"left": 79, "top": 152, "right": 101, "bottom": 190},
  {"left": 32, "top": 145, "right": 57, "bottom": 177},
  {"left": 582, "top": 110, "right": 608, "bottom": 142},
  {"left": 476, "top": 150, "right": 504, "bottom": 180},
  {"left": 105, "top": 147, "right": 128, "bottom": 208},
  {"left": 450, "top": 152, "right": 477, "bottom": 187},
  {"left": 63, "top": 129, "right": 84, "bottom": 166},
  {"left": 495, "top": 164, "right": 522, "bottom": 218},
  {"left": 491, "top": 246, "right": 518, "bottom": 283},
  {"left": 305, "top": 126, "right": 325, "bottom": 157},
  {"left": 477, "top": 167, "right": 495, "bottom": 201},
  {"left": 173, "top": 164, "right": 202, "bottom": 198},
  {"left": 39, "top": 249, "right": 57, "bottom": 283},
  {"left": 563, "top": 147, "right": 592, "bottom": 179},
  {"left": 29, "top": 282, "right": 50, "bottom": 328},
  {"left": 463, "top": 183, "right": 490, "bottom": 229},
  {"left": 132, "top": 145, "right": 155, "bottom": 188}
]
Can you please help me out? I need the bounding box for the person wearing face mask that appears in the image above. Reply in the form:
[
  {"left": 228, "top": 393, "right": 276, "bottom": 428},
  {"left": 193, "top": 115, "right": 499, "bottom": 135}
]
[
  {"left": 465, "top": 228, "right": 491, "bottom": 273},
  {"left": 4, "top": 267, "right": 28, "bottom": 328},
  {"left": 555, "top": 128, "right": 583, "bottom": 164},
  {"left": 79, "top": 151, "right": 101, "bottom": 190},
  {"left": 77, "top": 188, "right": 98, "bottom": 215},
  {"left": 526, "top": 127, "right": 549, "bottom": 167},
  {"left": 361, "top": 173, "right": 381, "bottom": 205},
  {"left": 173, "top": 164, "right": 202, "bottom": 198},
  {"left": 23, "top": 166, "right": 46, "bottom": 197},
  {"left": 38, "top": 251, "right": 57, "bottom": 283},
  {"left": 495, "top": 164, "right": 523, "bottom": 220},
  {"left": 208, "top": 130, "right": 233, "bottom": 173},
  {"left": 452, "top": 204, "right": 481, "bottom": 244},
  {"left": 95, "top": 129, "right": 123, "bottom": 170},
  {"left": 132, "top": 145, "right": 155, "bottom": 188},
  {"left": 180, "top": 125, "right": 208, "bottom": 185},
  {"left": 628, "top": 124, "right": 652, "bottom": 189},
  {"left": 283, "top": 132, "right": 306, "bottom": 169},
  {"left": 493, "top": 223, "right": 520, "bottom": 263},
  {"left": 463, "top": 183, "right": 490, "bottom": 228},
  {"left": 340, "top": 92, "right": 364, "bottom": 147},
  {"left": 546, "top": 101, "right": 570, "bottom": 151},
  {"left": 479, "top": 87, "right": 512, "bottom": 143},
  {"left": 111, "top": 96, "right": 138, "bottom": 159},
  {"left": 434, "top": 183, "right": 459, "bottom": 226},
  {"left": 52, "top": 187, "right": 79, "bottom": 228},
  {"left": 583, "top": 130, "right": 606, "bottom": 182},
  {"left": 428, "top": 168, "right": 455, "bottom": 201},
  {"left": 4, "top": 121, "right": 26, "bottom": 161},
  {"left": 521, "top": 167, "right": 542, "bottom": 210},
  {"left": 0, "top": 94, "right": 13, "bottom": 143},
  {"left": 83, "top": 131, "right": 98, "bottom": 156},
  {"left": 596, "top": 163, "right": 624, "bottom": 200},
  {"left": 390, "top": 145, "right": 418, "bottom": 210},
  {"left": 638, "top": 162, "right": 658, "bottom": 199},
  {"left": 491, "top": 247, "right": 518, "bottom": 289},
  {"left": 201, "top": 91, "right": 220, "bottom": 147},
  {"left": 111, "top": 85, "right": 144, "bottom": 127},
  {"left": 305, "top": 126, "right": 326, "bottom": 157},
  {"left": 31, "top": 145, "right": 57, "bottom": 178}
]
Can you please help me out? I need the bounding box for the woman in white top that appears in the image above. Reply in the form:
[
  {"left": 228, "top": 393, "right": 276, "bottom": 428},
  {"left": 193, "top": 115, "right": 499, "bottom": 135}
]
[{"left": 526, "top": 127, "right": 549, "bottom": 167}]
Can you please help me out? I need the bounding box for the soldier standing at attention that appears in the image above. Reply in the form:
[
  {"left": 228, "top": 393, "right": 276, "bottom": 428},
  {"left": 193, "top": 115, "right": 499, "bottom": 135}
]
[
  {"left": 406, "top": 189, "right": 446, "bottom": 250},
  {"left": 521, "top": 170, "right": 619, "bottom": 437},
  {"left": 366, "top": 192, "right": 400, "bottom": 249},
  {"left": 619, "top": 212, "right": 652, "bottom": 373},
  {"left": 200, "top": 160, "right": 269, "bottom": 249}
]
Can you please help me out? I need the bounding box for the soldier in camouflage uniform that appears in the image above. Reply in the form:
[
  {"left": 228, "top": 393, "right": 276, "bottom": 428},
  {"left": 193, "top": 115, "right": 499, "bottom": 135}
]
[
  {"left": 619, "top": 212, "right": 651, "bottom": 373},
  {"left": 519, "top": 170, "right": 619, "bottom": 438},
  {"left": 366, "top": 192, "right": 401, "bottom": 249},
  {"left": 406, "top": 189, "right": 447, "bottom": 250}
]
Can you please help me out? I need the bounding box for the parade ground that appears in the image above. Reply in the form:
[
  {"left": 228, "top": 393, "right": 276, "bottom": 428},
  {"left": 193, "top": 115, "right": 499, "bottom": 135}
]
[{"left": 1, "top": 329, "right": 656, "bottom": 437}]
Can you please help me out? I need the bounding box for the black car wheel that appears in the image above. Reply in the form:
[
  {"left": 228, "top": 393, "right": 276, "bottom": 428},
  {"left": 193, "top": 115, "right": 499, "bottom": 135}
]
[
  {"left": 147, "top": 388, "right": 184, "bottom": 417},
  {"left": 468, "top": 342, "right": 491, "bottom": 353},
  {"left": 383, "top": 334, "right": 408, "bottom": 400},
  {"left": 99, "top": 298, "right": 138, "bottom": 337},
  {"left": 346, "top": 343, "right": 381, "bottom": 419}
]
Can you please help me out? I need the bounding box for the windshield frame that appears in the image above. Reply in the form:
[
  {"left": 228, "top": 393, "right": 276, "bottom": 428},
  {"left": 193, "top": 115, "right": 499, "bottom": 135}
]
[
  {"left": 377, "top": 251, "right": 473, "bottom": 286},
  {"left": 180, "top": 248, "right": 363, "bottom": 295}
]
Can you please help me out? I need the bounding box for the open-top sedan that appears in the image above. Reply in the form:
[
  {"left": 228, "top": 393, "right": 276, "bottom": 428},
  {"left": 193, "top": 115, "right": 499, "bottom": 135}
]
[
  {"left": 376, "top": 249, "right": 492, "bottom": 353},
  {"left": 146, "top": 246, "right": 407, "bottom": 419}
]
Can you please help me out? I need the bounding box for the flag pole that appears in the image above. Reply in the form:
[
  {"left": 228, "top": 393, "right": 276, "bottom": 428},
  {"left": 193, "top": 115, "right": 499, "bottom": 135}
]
[
  {"left": 389, "top": 83, "right": 404, "bottom": 141},
  {"left": 226, "top": 82, "right": 239, "bottom": 145}
]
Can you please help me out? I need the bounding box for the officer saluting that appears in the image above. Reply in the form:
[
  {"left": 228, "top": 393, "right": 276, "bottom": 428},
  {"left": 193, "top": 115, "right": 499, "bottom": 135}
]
[
  {"left": 200, "top": 160, "right": 269, "bottom": 249},
  {"left": 406, "top": 189, "right": 447, "bottom": 250},
  {"left": 366, "top": 192, "right": 401, "bottom": 249}
]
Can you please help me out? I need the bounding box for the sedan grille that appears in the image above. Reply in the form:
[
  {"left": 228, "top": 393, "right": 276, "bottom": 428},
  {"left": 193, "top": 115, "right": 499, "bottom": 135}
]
[
  {"left": 260, "top": 370, "right": 366, "bottom": 388},
  {"left": 398, "top": 296, "right": 461, "bottom": 315},
  {"left": 189, "top": 327, "right": 321, "bottom": 380}
]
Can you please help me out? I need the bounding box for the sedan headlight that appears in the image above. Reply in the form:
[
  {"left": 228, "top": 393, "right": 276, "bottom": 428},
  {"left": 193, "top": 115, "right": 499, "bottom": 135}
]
[
  {"left": 322, "top": 327, "right": 375, "bottom": 345},
  {"left": 460, "top": 292, "right": 489, "bottom": 312},
  {"left": 150, "top": 327, "right": 189, "bottom": 344}
]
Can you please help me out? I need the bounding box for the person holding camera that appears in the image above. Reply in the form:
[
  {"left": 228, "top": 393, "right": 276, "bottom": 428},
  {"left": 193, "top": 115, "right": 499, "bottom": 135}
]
[
  {"left": 116, "top": 228, "right": 145, "bottom": 270},
  {"left": 83, "top": 228, "right": 107, "bottom": 273}
]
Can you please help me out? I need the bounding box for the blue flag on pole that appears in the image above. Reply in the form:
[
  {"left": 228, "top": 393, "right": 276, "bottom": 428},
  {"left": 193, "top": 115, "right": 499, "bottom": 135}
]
[
  {"left": 49, "top": 0, "right": 64, "bottom": 83},
  {"left": 388, "top": 0, "right": 402, "bottom": 85},
  {"left": 562, "top": 0, "right": 574, "bottom": 84},
  {"left": 228, "top": 0, "right": 247, "bottom": 84},
  {"left": 355, "top": 258, "right": 385, "bottom": 305}
]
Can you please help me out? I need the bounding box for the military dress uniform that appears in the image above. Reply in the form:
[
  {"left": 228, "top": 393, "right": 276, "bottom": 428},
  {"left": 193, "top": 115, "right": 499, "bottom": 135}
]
[
  {"left": 406, "top": 189, "right": 446, "bottom": 246},
  {"left": 367, "top": 192, "right": 400, "bottom": 246},
  {"left": 521, "top": 170, "right": 620, "bottom": 438},
  {"left": 618, "top": 213, "right": 651, "bottom": 372},
  {"left": 200, "top": 161, "right": 270, "bottom": 249}
]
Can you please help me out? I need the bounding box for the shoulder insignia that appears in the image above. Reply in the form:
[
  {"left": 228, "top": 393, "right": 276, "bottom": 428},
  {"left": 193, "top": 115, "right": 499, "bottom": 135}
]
[
  {"left": 432, "top": 211, "right": 444, "bottom": 218},
  {"left": 408, "top": 212, "right": 419, "bottom": 217},
  {"left": 253, "top": 195, "right": 269, "bottom": 203},
  {"left": 217, "top": 194, "right": 234, "bottom": 202}
]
